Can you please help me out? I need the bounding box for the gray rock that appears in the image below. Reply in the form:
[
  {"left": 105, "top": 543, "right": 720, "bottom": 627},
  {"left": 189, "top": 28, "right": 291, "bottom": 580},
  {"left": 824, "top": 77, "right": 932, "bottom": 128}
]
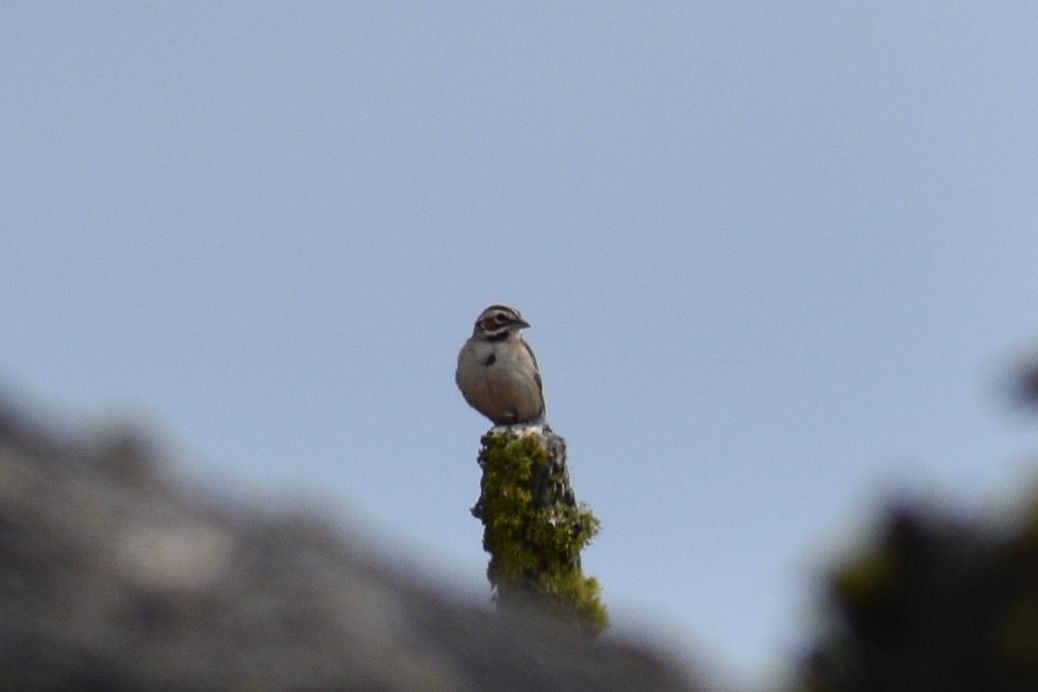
[{"left": 0, "top": 404, "right": 699, "bottom": 691}]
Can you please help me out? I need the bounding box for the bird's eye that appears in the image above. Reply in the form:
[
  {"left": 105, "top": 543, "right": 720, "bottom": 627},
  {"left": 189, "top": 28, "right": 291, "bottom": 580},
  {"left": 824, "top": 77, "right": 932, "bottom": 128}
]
[{"left": 494, "top": 314, "right": 510, "bottom": 324}]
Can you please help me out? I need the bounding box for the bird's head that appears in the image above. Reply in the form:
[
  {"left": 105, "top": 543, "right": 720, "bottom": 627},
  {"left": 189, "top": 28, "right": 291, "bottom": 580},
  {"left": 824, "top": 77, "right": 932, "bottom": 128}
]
[{"left": 473, "top": 304, "right": 530, "bottom": 340}]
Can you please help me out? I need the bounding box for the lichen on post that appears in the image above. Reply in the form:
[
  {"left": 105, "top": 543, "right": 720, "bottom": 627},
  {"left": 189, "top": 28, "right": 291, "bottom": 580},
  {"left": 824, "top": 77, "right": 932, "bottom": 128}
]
[{"left": 470, "top": 424, "right": 608, "bottom": 634}]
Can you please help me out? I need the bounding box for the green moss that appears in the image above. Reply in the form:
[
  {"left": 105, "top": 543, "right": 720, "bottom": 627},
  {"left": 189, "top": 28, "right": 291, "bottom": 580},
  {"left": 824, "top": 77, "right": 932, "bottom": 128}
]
[{"left": 471, "top": 430, "right": 609, "bottom": 634}]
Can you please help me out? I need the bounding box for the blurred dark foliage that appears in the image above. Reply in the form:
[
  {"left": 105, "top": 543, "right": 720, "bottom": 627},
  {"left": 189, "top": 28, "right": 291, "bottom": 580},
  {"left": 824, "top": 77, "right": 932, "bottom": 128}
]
[
  {"left": 799, "top": 505, "right": 1038, "bottom": 691},
  {"left": 798, "top": 361, "right": 1038, "bottom": 692},
  {"left": 1015, "top": 362, "right": 1038, "bottom": 410}
]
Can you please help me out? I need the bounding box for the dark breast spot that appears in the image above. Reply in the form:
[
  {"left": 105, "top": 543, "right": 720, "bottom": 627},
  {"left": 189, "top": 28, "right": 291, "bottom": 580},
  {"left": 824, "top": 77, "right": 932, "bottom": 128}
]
[{"left": 484, "top": 353, "right": 497, "bottom": 366}]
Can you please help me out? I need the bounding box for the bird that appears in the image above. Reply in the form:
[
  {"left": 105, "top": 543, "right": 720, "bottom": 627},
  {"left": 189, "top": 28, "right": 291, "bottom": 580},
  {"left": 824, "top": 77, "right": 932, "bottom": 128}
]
[{"left": 456, "top": 305, "right": 546, "bottom": 426}]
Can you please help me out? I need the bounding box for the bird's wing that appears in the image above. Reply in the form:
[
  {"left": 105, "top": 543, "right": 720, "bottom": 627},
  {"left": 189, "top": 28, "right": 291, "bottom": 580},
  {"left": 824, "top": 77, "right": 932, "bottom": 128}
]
[{"left": 521, "top": 339, "right": 545, "bottom": 414}]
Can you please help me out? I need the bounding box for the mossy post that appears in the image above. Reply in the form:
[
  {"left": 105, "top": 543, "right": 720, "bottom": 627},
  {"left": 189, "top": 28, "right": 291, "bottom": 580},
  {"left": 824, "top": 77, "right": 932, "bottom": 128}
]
[{"left": 470, "top": 424, "right": 608, "bottom": 634}]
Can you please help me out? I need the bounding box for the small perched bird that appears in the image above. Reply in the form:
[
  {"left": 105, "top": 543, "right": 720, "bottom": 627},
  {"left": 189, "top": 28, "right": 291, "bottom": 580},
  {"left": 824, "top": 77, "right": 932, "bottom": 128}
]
[{"left": 456, "top": 305, "right": 546, "bottom": 426}]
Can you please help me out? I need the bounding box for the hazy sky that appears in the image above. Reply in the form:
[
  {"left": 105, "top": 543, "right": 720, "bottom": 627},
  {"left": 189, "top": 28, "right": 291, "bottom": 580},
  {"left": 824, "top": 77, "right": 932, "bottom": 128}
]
[{"left": 4, "top": 3, "right": 1038, "bottom": 683}]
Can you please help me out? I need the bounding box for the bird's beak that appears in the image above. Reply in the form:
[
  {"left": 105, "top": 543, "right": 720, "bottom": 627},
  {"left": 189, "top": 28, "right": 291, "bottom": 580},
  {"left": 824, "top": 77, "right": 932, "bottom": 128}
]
[{"left": 515, "top": 318, "right": 531, "bottom": 329}]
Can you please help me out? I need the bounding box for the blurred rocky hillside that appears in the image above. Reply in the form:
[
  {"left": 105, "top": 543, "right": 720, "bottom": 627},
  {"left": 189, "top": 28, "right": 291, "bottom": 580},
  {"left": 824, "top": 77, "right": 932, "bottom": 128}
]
[{"left": 0, "top": 401, "right": 697, "bottom": 691}]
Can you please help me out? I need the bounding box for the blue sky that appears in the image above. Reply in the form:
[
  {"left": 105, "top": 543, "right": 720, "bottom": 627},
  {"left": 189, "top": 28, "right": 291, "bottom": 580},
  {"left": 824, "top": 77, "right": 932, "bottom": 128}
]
[{"left": 4, "top": 3, "right": 1038, "bottom": 683}]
